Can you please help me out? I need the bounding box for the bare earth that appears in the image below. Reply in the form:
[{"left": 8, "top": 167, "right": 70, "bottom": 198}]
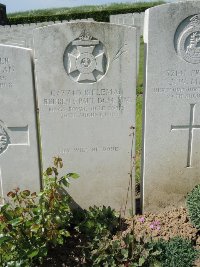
[{"left": 130, "top": 207, "right": 200, "bottom": 266}]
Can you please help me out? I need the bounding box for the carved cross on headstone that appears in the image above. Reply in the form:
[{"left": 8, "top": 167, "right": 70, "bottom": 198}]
[
  {"left": 0, "top": 123, "right": 29, "bottom": 205},
  {"left": 171, "top": 104, "right": 200, "bottom": 168}
]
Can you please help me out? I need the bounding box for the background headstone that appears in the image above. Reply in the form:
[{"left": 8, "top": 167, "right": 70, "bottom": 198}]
[
  {"left": 0, "top": 45, "right": 41, "bottom": 205},
  {"left": 0, "top": 4, "right": 7, "bottom": 25},
  {"left": 109, "top": 14, "right": 140, "bottom": 75},
  {"left": 110, "top": 13, "right": 144, "bottom": 36},
  {"left": 0, "top": 19, "right": 95, "bottom": 48},
  {"left": 142, "top": 1, "right": 200, "bottom": 212},
  {"left": 34, "top": 22, "right": 137, "bottom": 214}
]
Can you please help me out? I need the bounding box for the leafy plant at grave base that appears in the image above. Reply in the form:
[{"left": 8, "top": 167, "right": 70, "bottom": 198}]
[
  {"left": 0, "top": 157, "right": 79, "bottom": 267},
  {"left": 68, "top": 199, "right": 162, "bottom": 266},
  {"left": 81, "top": 233, "right": 162, "bottom": 267},
  {"left": 186, "top": 184, "right": 200, "bottom": 230},
  {"left": 154, "top": 237, "right": 199, "bottom": 267},
  {"left": 73, "top": 205, "right": 120, "bottom": 240},
  {"left": 71, "top": 208, "right": 160, "bottom": 266}
]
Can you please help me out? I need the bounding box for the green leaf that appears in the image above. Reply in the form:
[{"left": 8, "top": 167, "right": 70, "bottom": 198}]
[
  {"left": 31, "top": 224, "right": 41, "bottom": 232},
  {"left": 151, "top": 261, "right": 162, "bottom": 267},
  {"left": 10, "top": 217, "right": 22, "bottom": 226},
  {"left": 61, "top": 178, "right": 70, "bottom": 187},
  {"left": 59, "top": 229, "right": 70, "bottom": 238},
  {"left": 52, "top": 167, "right": 58, "bottom": 176},
  {"left": 53, "top": 157, "right": 63, "bottom": 168},
  {"left": 67, "top": 173, "right": 79, "bottom": 179},
  {"left": 7, "top": 191, "right": 16, "bottom": 198},
  {"left": 0, "top": 236, "right": 12, "bottom": 245},
  {"left": 45, "top": 167, "right": 53, "bottom": 175},
  {"left": 139, "top": 257, "right": 145, "bottom": 266},
  {"left": 22, "top": 190, "right": 30, "bottom": 196},
  {"left": 27, "top": 249, "right": 39, "bottom": 258}
]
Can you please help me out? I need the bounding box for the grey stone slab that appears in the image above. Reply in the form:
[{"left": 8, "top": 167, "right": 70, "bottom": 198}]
[
  {"left": 142, "top": 1, "right": 200, "bottom": 212},
  {"left": 123, "top": 13, "right": 134, "bottom": 25},
  {"left": 110, "top": 13, "right": 144, "bottom": 36},
  {"left": 110, "top": 15, "right": 117, "bottom": 24},
  {"left": 0, "top": 45, "right": 41, "bottom": 205},
  {"left": 0, "top": 21, "right": 68, "bottom": 48},
  {"left": 109, "top": 14, "right": 140, "bottom": 75},
  {"left": 33, "top": 22, "right": 137, "bottom": 214}
]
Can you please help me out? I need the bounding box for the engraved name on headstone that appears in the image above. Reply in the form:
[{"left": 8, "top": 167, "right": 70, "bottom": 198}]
[
  {"left": 34, "top": 22, "right": 137, "bottom": 213},
  {"left": 142, "top": 1, "right": 200, "bottom": 212}
]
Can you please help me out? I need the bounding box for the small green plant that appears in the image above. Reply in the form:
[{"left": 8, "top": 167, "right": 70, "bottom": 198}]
[
  {"left": 155, "top": 237, "right": 198, "bottom": 267},
  {"left": 0, "top": 157, "right": 79, "bottom": 266},
  {"left": 74, "top": 205, "right": 119, "bottom": 240},
  {"left": 83, "top": 233, "right": 162, "bottom": 266},
  {"left": 186, "top": 184, "right": 200, "bottom": 229},
  {"left": 72, "top": 207, "right": 162, "bottom": 267}
]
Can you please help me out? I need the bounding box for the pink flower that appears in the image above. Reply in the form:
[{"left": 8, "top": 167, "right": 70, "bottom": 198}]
[
  {"left": 150, "top": 223, "right": 155, "bottom": 229},
  {"left": 149, "top": 220, "right": 161, "bottom": 230},
  {"left": 138, "top": 217, "right": 145, "bottom": 223}
]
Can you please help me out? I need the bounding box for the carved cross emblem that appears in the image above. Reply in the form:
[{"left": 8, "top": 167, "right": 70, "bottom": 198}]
[
  {"left": 0, "top": 122, "right": 29, "bottom": 205},
  {"left": 171, "top": 104, "right": 200, "bottom": 167},
  {"left": 64, "top": 31, "right": 107, "bottom": 83}
]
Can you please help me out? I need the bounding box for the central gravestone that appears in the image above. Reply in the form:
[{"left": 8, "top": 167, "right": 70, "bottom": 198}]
[
  {"left": 142, "top": 1, "right": 200, "bottom": 212},
  {"left": 0, "top": 45, "right": 41, "bottom": 205},
  {"left": 34, "top": 22, "right": 137, "bottom": 213}
]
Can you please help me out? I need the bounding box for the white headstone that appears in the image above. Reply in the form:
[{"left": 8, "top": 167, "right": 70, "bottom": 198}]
[
  {"left": 110, "top": 15, "right": 117, "bottom": 24},
  {"left": 109, "top": 14, "right": 140, "bottom": 75},
  {"left": 142, "top": 1, "right": 200, "bottom": 212},
  {"left": 0, "top": 20, "right": 96, "bottom": 49},
  {"left": 110, "top": 13, "right": 144, "bottom": 36},
  {"left": 0, "top": 45, "right": 41, "bottom": 205},
  {"left": 34, "top": 22, "right": 137, "bottom": 214}
]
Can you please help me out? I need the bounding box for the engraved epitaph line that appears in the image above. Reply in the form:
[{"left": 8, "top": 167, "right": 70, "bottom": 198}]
[{"left": 171, "top": 104, "right": 200, "bottom": 167}]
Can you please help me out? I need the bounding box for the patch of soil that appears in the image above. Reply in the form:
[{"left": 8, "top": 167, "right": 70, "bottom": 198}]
[
  {"left": 38, "top": 206, "right": 200, "bottom": 266},
  {"left": 133, "top": 207, "right": 199, "bottom": 243},
  {"left": 128, "top": 207, "right": 200, "bottom": 266}
]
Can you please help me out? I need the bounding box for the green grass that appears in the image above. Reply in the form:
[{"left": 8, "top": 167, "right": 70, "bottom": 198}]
[
  {"left": 8, "top": 1, "right": 164, "bottom": 17},
  {"left": 136, "top": 95, "right": 143, "bottom": 184},
  {"left": 136, "top": 38, "right": 144, "bottom": 184},
  {"left": 137, "top": 38, "right": 144, "bottom": 95}
]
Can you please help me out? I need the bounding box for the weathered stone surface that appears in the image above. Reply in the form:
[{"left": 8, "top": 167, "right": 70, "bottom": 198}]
[
  {"left": 109, "top": 13, "right": 142, "bottom": 74},
  {"left": 0, "top": 45, "right": 41, "bottom": 205},
  {"left": 110, "top": 13, "right": 144, "bottom": 36},
  {"left": 34, "top": 22, "right": 137, "bottom": 214},
  {"left": 0, "top": 19, "right": 94, "bottom": 48},
  {"left": 142, "top": 1, "right": 200, "bottom": 212}
]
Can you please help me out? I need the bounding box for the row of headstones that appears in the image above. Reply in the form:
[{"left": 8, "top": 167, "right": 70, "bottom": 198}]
[
  {"left": 0, "top": 12, "right": 144, "bottom": 50},
  {"left": 110, "top": 12, "right": 144, "bottom": 36},
  {"left": 0, "top": 18, "right": 94, "bottom": 48},
  {"left": 0, "top": 1, "right": 200, "bottom": 215}
]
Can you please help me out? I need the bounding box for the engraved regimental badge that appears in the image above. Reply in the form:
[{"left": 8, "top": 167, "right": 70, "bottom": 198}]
[
  {"left": 0, "top": 123, "right": 9, "bottom": 154},
  {"left": 175, "top": 14, "right": 200, "bottom": 64},
  {"left": 63, "top": 30, "right": 108, "bottom": 83}
]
